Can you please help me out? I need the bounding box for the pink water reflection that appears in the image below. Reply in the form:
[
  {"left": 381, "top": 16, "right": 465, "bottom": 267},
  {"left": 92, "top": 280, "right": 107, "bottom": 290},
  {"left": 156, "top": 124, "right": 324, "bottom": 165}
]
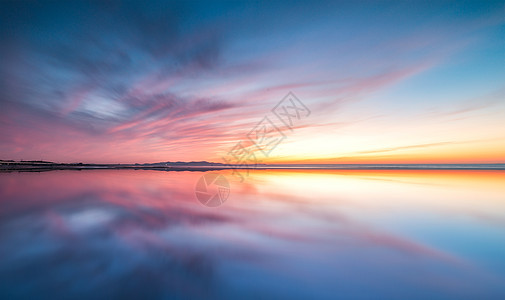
[{"left": 0, "top": 169, "right": 504, "bottom": 299}]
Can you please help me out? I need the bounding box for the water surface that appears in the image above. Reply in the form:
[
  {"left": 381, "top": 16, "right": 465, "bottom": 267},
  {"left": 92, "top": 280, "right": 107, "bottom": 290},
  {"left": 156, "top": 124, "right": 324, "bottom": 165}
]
[{"left": 1, "top": 169, "right": 504, "bottom": 299}]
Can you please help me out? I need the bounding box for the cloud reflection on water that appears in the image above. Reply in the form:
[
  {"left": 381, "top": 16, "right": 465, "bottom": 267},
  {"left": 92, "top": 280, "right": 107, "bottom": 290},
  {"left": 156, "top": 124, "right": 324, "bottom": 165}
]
[{"left": 0, "top": 170, "right": 504, "bottom": 299}]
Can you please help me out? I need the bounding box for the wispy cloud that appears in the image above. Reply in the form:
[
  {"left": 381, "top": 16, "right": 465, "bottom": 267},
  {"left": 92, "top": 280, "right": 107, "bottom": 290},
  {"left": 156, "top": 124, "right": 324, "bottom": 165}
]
[
  {"left": 353, "top": 142, "right": 458, "bottom": 155},
  {"left": 0, "top": 1, "right": 503, "bottom": 163}
]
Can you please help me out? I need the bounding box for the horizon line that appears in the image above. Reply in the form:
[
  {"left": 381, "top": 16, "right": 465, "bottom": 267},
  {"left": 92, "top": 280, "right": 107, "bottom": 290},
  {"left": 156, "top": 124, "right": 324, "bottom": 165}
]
[
  {"left": 2, "top": 159, "right": 505, "bottom": 165},
  {"left": 2, "top": 160, "right": 504, "bottom": 171}
]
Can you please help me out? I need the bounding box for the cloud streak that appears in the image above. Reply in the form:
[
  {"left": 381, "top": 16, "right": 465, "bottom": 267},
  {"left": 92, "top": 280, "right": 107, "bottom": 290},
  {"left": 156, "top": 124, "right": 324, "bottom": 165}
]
[{"left": 1, "top": 1, "right": 503, "bottom": 163}]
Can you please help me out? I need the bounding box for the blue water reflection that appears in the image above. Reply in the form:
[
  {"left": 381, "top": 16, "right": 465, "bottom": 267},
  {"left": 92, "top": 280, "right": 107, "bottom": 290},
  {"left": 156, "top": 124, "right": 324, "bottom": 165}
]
[{"left": 0, "top": 170, "right": 504, "bottom": 299}]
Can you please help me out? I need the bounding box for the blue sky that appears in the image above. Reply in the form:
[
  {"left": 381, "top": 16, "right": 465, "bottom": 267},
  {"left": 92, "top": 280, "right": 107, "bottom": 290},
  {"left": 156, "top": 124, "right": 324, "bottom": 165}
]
[{"left": 1, "top": 0, "right": 504, "bottom": 163}]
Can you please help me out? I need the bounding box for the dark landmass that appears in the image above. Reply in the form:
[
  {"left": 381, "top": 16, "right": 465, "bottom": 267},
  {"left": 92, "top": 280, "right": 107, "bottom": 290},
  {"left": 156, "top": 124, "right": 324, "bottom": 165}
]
[
  {"left": 1, "top": 160, "right": 504, "bottom": 173},
  {"left": 0, "top": 160, "right": 235, "bottom": 172}
]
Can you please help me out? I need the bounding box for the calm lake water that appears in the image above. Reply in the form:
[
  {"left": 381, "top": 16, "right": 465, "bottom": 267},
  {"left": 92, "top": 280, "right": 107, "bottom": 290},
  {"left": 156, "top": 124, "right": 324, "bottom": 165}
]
[{"left": 1, "top": 169, "right": 504, "bottom": 299}]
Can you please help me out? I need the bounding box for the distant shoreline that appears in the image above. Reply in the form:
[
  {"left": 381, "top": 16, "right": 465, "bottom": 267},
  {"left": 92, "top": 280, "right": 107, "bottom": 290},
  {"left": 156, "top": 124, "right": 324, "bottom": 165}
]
[{"left": 1, "top": 160, "right": 504, "bottom": 172}]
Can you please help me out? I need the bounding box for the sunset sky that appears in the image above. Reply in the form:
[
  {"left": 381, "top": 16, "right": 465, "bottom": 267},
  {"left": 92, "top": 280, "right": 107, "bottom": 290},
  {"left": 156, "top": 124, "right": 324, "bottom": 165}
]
[{"left": 1, "top": 0, "right": 504, "bottom": 164}]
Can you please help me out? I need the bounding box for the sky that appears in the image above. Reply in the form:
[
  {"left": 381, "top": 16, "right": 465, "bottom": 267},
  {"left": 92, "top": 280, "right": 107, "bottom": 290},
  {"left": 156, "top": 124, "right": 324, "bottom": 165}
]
[{"left": 0, "top": 0, "right": 504, "bottom": 164}]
